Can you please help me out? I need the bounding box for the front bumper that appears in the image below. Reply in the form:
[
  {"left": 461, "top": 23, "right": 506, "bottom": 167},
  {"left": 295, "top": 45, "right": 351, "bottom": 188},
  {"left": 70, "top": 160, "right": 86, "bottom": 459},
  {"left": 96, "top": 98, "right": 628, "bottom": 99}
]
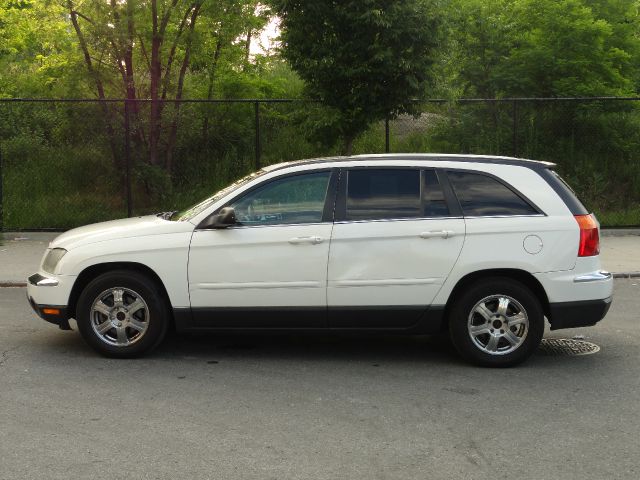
[
  {"left": 548, "top": 296, "right": 612, "bottom": 330},
  {"left": 27, "top": 272, "right": 74, "bottom": 330},
  {"left": 27, "top": 294, "right": 71, "bottom": 330}
]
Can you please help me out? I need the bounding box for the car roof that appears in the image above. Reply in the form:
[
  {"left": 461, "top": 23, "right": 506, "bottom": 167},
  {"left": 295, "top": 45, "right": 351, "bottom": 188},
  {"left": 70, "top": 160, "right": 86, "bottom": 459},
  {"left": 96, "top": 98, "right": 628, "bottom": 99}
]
[{"left": 262, "top": 154, "right": 556, "bottom": 173}]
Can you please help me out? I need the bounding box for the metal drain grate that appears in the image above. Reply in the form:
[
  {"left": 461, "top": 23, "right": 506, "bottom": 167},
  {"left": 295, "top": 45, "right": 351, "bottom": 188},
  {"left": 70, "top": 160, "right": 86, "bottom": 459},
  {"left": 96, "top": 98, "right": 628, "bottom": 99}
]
[{"left": 538, "top": 338, "right": 601, "bottom": 356}]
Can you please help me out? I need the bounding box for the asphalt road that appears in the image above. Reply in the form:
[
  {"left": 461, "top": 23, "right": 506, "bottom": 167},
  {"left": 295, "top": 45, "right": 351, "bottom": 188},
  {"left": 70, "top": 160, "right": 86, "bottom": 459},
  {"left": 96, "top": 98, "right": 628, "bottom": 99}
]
[{"left": 1, "top": 280, "right": 639, "bottom": 480}]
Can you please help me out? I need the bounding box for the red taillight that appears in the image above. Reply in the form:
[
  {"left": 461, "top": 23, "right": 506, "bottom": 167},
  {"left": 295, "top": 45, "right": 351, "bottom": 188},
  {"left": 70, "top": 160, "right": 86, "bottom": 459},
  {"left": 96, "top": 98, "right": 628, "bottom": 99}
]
[{"left": 575, "top": 214, "right": 600, "bottom": 257}]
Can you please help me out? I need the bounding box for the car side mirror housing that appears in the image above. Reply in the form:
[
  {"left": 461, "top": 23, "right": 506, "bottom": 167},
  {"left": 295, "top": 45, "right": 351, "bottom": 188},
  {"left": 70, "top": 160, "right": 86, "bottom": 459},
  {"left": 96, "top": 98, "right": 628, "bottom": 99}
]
[{"left": 199, "top": 207, "right": 237, "bottom": 229}]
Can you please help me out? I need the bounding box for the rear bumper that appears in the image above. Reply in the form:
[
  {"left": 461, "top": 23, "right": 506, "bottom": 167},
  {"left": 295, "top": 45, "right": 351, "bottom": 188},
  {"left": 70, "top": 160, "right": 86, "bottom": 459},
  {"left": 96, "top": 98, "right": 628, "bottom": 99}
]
[{"left": 548, "top": 296, "right": 612, "bottom": 330}]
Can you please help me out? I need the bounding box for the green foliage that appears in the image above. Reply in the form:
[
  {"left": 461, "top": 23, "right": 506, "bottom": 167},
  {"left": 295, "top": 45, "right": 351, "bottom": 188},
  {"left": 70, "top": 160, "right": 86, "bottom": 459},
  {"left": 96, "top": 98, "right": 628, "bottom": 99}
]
[
  {"left": 0, "top": 0, "right": 83, "bottom": 97},
  {"left": 1, "top": 0, "right": 640, "bottom": 228},
  {"left": 439, "top": 0, "right": 640, "bottom": 98},
  {"left": 273, "top": 0, "right": 440, "bottom": 153}
]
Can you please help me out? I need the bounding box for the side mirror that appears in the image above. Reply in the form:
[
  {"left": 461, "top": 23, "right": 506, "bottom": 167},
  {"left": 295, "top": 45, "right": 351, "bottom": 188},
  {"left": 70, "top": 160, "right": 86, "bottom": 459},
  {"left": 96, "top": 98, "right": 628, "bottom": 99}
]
[{"left": 199, "top": 207, "right": 237, "bottom": 229}]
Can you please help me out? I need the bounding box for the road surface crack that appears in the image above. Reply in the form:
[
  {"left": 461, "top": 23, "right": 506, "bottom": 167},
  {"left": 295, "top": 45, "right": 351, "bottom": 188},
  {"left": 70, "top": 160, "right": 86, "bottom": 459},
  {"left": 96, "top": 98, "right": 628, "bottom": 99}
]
[{"left": 0, "top": 346, "right": 20, "bottom": 367}]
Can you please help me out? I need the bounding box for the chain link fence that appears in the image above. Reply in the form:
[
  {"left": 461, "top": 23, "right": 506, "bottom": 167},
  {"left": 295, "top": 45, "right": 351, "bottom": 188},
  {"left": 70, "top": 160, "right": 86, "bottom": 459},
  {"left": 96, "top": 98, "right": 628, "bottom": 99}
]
[{"left": 0, "top": 97, "right": 639, "bottom": 230}]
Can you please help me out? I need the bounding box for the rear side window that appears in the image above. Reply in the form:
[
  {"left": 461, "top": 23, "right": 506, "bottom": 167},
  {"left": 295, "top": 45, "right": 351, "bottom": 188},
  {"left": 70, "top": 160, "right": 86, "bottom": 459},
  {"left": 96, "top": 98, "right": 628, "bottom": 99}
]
[
  {"left": 346, "top": 169, "right": 420, "bottom": 220},
  {"left": 448, "top": 171, "right": 538, "bottom": 216}
]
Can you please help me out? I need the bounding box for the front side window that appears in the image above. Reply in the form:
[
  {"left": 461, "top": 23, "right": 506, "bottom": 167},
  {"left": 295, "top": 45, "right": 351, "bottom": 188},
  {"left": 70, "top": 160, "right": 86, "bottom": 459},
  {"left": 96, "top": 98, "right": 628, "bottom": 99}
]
[
  {"left": 172, "top": 169, "right": 270, "bottom": 221},
  {"left": 346, "top": 169, "right": 421, "bottom": 221},
  {"left": 230, "top": 171, "right": 331, "bottom": 226},
  {"left": 448, "top": 171, "right": 538, "bottom": 216}
]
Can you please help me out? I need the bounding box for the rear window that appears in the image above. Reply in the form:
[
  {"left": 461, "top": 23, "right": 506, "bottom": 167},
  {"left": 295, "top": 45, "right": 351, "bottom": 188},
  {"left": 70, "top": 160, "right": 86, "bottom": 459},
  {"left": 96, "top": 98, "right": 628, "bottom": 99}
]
[
  {"left": 539, "top": 169, "right": 589, "bottom": 215},
  {"left": 448, "top": 171, "right": 539, "bottom": 216}
]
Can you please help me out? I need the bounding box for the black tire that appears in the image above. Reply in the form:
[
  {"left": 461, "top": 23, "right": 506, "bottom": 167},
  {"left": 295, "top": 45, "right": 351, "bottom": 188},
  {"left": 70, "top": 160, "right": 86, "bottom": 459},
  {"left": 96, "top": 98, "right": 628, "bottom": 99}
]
[
  {"left": 76, "top": 270, "right": 169, "bottom": 358},
  {"left": 448, "top": 277, "right": 544, "bottom": 367}
]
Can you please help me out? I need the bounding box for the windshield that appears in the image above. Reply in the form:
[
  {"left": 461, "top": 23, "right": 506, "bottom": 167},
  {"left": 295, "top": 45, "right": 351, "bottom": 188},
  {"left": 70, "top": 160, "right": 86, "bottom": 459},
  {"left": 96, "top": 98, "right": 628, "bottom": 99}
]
[{"left": 171, "top": 169, "right": 269, "bottom": 221}]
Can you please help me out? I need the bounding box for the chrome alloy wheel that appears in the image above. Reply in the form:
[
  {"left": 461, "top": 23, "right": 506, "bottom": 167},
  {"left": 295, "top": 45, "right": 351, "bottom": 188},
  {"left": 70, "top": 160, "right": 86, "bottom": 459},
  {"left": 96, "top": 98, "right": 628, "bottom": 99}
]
[
  {"left": 467, "top": 294, "right": 529, "bottom": 355},
  {"left": 90, "top": 287, "right": 150, "bottom": 347}
]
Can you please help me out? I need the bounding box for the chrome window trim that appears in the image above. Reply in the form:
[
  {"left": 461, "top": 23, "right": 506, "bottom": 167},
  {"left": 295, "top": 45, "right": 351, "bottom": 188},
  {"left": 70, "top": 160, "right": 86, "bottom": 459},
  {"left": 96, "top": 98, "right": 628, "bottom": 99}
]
[
  {"left": 197, "top": 221, "right": 331, "bottom": 231},
  {"left": 334, "top": 216, "right": 464, "bottom": 225},
  {"left": 463, "top": 213, "right": 547, "bottom": 219},
  {"left": 197, "top": 212, "right": 546, "bottom": 229}
]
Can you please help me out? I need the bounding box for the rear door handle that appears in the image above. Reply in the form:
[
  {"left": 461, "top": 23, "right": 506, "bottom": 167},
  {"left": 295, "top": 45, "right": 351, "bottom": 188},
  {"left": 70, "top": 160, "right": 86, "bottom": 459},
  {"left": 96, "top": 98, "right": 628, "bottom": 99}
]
[
  {"left": 288, "top": 236, "right": 324, "bottom": 245},
  {"left": 419, "top": 230, "right": 454, "bottom": 239}
]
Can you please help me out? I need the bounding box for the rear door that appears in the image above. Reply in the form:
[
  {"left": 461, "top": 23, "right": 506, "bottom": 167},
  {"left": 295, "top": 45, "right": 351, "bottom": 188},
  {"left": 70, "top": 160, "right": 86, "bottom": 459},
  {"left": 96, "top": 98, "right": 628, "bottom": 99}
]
[{"left": 327, "top": 167, "right": 465, "bottom": 328}]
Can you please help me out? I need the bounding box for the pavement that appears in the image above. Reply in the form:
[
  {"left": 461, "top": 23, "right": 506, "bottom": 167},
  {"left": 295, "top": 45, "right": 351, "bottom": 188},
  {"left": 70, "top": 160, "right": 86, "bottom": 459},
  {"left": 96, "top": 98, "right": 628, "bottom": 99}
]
[
  {"left": 1, "top": 229, "right": 639, "bottom": 285},
  {"left": 1, "top": 229, "right": 639, "bottom": 479},
  {"left": 1, "top": 279, "right": 639, "bottom": 479}
]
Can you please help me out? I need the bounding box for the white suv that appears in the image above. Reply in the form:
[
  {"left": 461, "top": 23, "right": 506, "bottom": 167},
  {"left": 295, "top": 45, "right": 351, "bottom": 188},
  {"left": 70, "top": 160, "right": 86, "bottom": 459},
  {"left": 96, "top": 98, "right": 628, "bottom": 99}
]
[{"left": 27, "top": 154, "right": 613, "bottom": 366}]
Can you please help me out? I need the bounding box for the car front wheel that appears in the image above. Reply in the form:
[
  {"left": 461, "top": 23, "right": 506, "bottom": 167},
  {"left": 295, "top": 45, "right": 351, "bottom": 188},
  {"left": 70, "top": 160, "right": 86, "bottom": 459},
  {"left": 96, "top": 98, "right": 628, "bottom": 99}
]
[
  {"left": 76, "top": 270, "right": 169, "bottom": 358},
  {"left": 448, "top": 278, "right": 544, "bottom": 367}
]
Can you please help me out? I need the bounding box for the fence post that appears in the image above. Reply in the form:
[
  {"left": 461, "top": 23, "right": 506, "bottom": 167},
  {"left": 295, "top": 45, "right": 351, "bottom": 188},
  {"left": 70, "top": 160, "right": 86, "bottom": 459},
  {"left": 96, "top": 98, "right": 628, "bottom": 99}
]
[
  {"left": 254, "top": 101, "right": 261, "bottom": 170},
  {"left": 512, "top": 100, "right": 518, "bottom": 158},
  {"left": 385, "top": 117, "right": 390, "bottom": 153},
  {"left": 124, "top": 99, "right": 133, "bottom": 217}
]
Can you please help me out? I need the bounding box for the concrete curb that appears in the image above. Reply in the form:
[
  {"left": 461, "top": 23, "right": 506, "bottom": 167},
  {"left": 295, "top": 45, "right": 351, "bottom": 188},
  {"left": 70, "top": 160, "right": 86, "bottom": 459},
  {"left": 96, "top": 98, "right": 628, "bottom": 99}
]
[
  {"left": 601, "top": 228, "right": 640, "bottom": 237},
  {"left": 612, "top": 272, "right": 640, "bottom": 279}
]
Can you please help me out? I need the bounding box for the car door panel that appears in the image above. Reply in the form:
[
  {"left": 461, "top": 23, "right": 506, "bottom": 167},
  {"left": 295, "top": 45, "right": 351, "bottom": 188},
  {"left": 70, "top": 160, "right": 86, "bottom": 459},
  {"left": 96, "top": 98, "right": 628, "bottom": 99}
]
[
  {"left": 188, "top": 170, "right": 336, "bottom": 328},
  {"left": 189, "top": 224, "right": 332, "bottom": 308},
  {"left": 327, "top": 218, "right": 465, "bottom": 327},
  {"left": 327, "top": 168, "right": 465, "bottom": 328}
]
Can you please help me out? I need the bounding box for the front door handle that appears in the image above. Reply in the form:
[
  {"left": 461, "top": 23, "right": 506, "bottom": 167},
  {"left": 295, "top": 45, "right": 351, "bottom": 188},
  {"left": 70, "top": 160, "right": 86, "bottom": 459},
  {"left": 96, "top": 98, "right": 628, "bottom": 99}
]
[
  {"left": 419, "top": 230, "right": 455, "bottom": 239},
  {"left": 288, "top": 236, "right": 324, "bottom": 245}
]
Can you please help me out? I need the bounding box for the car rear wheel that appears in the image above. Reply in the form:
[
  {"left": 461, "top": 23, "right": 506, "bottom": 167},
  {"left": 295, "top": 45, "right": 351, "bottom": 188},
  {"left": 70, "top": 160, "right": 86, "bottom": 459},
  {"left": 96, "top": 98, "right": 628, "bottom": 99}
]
[
  {"left": 448, "top": 278, "right": 544, "bottom": 367},
  {"left": 76, "top": 270, "right": 169, "bottom": 358}
]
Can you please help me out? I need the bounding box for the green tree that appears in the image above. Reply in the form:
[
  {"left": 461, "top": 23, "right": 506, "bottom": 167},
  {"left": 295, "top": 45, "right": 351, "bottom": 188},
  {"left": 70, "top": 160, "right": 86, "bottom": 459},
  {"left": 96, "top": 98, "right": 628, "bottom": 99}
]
[
  {"left": 440, "top": 0, "right": 639, "bottom": 98},
  {"left": 0, "top": 0, "right": 79, "bottom": 97},
  {"left": 56, "top": 0, "right": 273, "bottom": 172},
  {"left": 273, "top": 0, "right": 440, "bottom": 154}
]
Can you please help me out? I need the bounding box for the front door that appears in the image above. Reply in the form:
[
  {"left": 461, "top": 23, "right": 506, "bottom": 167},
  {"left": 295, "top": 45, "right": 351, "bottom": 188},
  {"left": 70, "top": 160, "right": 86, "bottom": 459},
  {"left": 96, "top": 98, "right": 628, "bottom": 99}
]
[
  {"left": 327, "top": 168, "right": 465, "bottom": 328},
  {"left": 188, "top": 170, "right": 335, "bottom": 328}
]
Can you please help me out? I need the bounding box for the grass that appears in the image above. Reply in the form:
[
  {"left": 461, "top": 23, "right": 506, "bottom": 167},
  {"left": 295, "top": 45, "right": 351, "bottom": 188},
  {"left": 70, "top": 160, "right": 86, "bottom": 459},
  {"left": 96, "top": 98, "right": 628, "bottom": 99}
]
[{"left": 595, "top": 206, "right": 640, "bottom": 228}]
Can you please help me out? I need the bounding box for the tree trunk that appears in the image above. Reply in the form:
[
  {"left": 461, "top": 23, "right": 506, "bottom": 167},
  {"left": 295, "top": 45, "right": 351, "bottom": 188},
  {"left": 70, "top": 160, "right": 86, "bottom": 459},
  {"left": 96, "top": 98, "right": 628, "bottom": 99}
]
[
  {"left": 123, "top": 0, "right": 144, "bottom": 149},
  {"left": 161, "top": 4, "right": 193, "bottom": 101},
  {"left": 149, "top": 0, "right": 162, "bottom": 167},
  {"left": 67, "top": 1, "right": 121, "bottom": 169},
  {"left": 202, "top": 38, "right": 224, "bottom": 138},
  {"left": 165, "top": 2, "right": 202, "bottom": 173},
  {"left": 341, "top": 135, "right": 355, "bottom": 156},
  {"left": 244, "top": 28, "right": 252, "bottom": 71}
]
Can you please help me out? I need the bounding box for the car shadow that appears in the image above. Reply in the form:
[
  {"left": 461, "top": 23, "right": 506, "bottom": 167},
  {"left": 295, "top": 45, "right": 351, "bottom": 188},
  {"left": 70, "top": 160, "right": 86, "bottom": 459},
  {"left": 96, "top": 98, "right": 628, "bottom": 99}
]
[
  {"left": 35, "top": 324, "right": 605, "bottom": 371},
  {"left": 154, "top": 330, "right": 462, "bottom": 366}
]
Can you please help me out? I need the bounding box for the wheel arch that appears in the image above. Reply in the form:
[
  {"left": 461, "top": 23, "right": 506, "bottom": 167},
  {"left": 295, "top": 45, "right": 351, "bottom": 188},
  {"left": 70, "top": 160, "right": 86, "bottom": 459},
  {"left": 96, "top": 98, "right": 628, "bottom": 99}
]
[
  {"left": 67, "top": 262, "right": 173, "bottom": 320},
  {"left": 442, "top": 268, "right": 551, "bottom": 328}
]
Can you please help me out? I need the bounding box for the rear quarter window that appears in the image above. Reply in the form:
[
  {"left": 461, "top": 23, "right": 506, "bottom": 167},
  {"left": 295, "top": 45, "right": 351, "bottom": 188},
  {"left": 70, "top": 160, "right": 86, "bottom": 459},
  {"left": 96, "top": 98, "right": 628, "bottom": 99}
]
[
  {"left": 448, "top": 171, "right": 539, "bottom": 216},
  {"left": 537, "top": 169, "right": 589, "bottom": 215}
]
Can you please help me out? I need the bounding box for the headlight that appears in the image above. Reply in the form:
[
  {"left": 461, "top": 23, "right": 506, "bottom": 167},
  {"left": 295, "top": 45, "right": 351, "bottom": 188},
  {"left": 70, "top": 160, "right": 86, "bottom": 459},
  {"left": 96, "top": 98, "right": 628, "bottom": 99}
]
[{"left": 42, "top": 248, "right": 67, "bottom": 274}]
